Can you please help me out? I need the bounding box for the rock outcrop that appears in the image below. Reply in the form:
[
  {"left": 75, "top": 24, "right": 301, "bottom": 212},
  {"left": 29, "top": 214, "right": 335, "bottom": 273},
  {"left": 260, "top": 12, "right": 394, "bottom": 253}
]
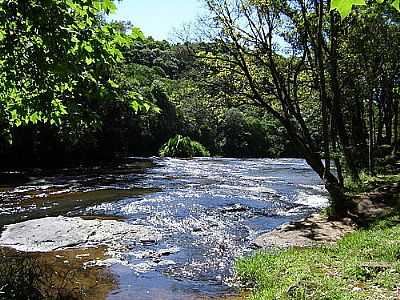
[{"left": 0, "top": 216, "right": 161, "bottom": 252}]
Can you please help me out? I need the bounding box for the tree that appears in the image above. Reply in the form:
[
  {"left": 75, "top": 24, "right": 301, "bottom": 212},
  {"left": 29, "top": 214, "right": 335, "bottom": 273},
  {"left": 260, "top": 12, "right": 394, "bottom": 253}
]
[
  {"left": 197, "top": 0, "right": 399, "bottom": 214},
  {"left": 0, "top": 0, "right": 144, "bottom": 130}
]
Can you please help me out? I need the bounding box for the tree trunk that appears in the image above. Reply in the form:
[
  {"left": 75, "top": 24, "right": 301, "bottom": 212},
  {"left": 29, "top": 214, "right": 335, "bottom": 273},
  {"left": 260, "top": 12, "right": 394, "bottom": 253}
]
[
  {"left": 368, "top": 95, "right": 375, "bottom": 175},
  {"left": 331, "top": 119, "right": 344, "bottom": 187},
  {"left": 329, "top": 12, "right": 360, "bottom": 182},
  {"left": 315, "top": 0, "right": 330, "bottom": 178},
  {"left": 382, "top": 79, "right": 394, "bottom": 145},
  {"left": 377, "top": 95, "right": 384, "bottom": 146},
  {"left": 281, "top": 118, "right": 347, "bottom": 216},
  {"left": 304, "top": 151, "right": 347, "bottom": 216},
  {"left": 393, "top": 97, "right": 399, "bottom": 155}
]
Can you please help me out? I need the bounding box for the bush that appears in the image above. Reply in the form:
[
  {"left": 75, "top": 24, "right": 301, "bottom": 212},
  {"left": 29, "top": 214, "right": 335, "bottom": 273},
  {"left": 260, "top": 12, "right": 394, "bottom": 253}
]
[{"left": 159, "top": 135, "right": 210, "bottom": 158}]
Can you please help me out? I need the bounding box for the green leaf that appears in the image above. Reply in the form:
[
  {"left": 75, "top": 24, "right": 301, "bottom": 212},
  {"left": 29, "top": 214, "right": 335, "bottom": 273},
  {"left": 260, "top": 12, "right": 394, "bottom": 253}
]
[
  {"left": 153, "top": 106, "right": 161, "bottom": 114},
  {"left": 0, "top": 29, "right": 5, "bottom": 41},
  {"left": 392, "top": 0, "right": 400, "bottom": 11},
  {"left": 85, "top": 57, "right": 94, "bottom": 65},
  {"left": 83, "top": 43, "right": 94, "bottom": 53},
  {"left": 71, "top": 35, "right": 79, "bottom": 43},
  {"left": 130, "top": 100, "right": 140, "bottom": 112},
  {"left": 107, "top": 79, "right": 119, "bottom": 88},
  {"left": 143, "top": 102, "right": 151, "bottom": 112},
  {"left": 131, "top": 27, "right": 145, "bottom": 40},
  {"left": 102, "top": 0, "right": 117, "bottom": 14},
  {"left": 10, "top": 109, "right": 18, "bottom": 121},
  {"left": 331, "top": 0, "right": 366, "bottom": 18},
  {"left": 29, "top": 112, "right": 40, "bottom": 124}
]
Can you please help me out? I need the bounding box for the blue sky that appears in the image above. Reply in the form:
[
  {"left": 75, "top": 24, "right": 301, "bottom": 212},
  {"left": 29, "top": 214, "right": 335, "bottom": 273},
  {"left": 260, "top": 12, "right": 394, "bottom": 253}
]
[{"left": 110, "top": 0, "right": 203, "bottom": 41}]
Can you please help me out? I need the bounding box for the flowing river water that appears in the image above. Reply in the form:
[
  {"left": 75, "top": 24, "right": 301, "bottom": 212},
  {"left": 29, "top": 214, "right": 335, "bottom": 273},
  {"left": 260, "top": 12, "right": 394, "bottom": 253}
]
[{"left": 0, "top": 158, "right": 329, "bottom": 299}]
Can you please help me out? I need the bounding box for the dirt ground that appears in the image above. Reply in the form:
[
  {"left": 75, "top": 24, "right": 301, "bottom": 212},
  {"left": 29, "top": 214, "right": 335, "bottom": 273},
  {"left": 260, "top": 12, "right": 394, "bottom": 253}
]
[{"left": 253, "top": 182, "right": 400, "bottom": 249}]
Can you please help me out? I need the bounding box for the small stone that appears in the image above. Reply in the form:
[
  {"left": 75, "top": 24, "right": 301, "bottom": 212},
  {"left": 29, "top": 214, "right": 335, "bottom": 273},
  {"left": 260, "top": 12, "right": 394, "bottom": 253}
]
[
  {"left": 158, "top": 247, "right": 179, "bottom": 256},
  {"left": 222, "top": 204, "right": 248, "bottom": 213},
  {"left": 139, "top": 236, "right": 158, "bottom": 244}
]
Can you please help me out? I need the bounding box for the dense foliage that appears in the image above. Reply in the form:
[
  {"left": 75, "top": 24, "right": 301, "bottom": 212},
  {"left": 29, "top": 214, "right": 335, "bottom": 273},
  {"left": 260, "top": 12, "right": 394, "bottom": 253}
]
[
  {"left": 0, "top": 0, "right": 152, "bottom": 165},
  {"left": 0, "top": 17, "right": 293, "bottom": 166},
  {"left": 159, "top": 135, "right": 210, "bottom": 158},
  {"left": 332, "top": 0, "right": 400, "bottom": 18}
]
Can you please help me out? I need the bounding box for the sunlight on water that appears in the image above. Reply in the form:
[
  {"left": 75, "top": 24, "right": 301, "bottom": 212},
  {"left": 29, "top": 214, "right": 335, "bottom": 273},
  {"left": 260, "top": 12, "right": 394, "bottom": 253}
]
[{"left": 0, "top": 158, "right": 328, "bottom": 299}]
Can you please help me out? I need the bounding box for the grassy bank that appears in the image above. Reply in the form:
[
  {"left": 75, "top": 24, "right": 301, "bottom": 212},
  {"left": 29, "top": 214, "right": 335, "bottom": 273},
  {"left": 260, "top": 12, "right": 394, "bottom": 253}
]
[{"left": 236, "top": 212, "right": 400, "bottom": 299}]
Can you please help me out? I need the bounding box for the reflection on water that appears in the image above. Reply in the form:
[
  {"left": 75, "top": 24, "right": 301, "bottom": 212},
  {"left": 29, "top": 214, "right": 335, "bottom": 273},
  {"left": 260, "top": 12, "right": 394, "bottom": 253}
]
[
  {"left": 0, "top": 158, "right": 328, "bottom": 299},
  {"left": 0, "top": 247, "right": 115, "bottom": 300},
  {"left": 1, "top": 188, "right": 160, "bottom": 227}
]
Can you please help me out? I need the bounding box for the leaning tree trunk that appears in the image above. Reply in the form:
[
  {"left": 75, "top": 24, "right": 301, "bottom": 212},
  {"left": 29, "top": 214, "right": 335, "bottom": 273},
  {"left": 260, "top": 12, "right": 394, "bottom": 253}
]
[
  {"left": 304, "top": 150, "right": 347, "bottom": 216},
  {"left": 282, "top": 119, "right": 347, "bottom": 216}
]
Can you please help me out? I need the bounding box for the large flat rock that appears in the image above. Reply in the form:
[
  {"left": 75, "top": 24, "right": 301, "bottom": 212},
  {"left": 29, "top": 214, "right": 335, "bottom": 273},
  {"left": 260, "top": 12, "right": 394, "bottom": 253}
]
[
  {"left": 252, "top": 214, "right": 355, "bottom": 249},
  {"left": 0, "top": 216, "right": 161, "bottom": 252}
]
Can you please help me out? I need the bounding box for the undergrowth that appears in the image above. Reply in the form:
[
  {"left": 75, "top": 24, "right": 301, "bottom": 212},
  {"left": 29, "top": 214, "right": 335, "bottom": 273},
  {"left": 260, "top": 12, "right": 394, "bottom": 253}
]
[{"left": 344, "top": 171, "right": 400, "bottom": 195}]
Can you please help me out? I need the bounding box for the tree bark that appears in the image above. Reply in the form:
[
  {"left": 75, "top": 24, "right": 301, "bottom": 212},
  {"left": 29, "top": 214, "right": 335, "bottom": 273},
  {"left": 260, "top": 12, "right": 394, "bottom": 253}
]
[
  {"left": 329, "top": 11, "right": 360, "bottom": 182},
  {"left": 281, "top": 118, "right": 347, "bottom": 215},
  {"left": 368, "top": 95, "right": 375, "bottom": 175},
  {"left": 315, "top": 0, "right": 330, "bottom": 179},
  {"left": 382, "top": 79, "right": 394, "bottom": 145},
  {"left": 331, "top": 118, "right": 344, "bottom": 187},
  {"left": 393, "top": 97, "right": 399, "bottom": 155},
  {"left": 377, "top": 93, "right": 384, "bottom": 146}
]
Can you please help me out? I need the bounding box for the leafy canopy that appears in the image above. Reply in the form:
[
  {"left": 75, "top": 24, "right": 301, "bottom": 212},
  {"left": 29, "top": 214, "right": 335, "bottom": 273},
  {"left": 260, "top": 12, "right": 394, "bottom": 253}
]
[
  {"left": 331, "top": 0, "right": 400, "bottom": 18},
  {"left": 0, "top": 0, "right": 145, "bottom": 128}
]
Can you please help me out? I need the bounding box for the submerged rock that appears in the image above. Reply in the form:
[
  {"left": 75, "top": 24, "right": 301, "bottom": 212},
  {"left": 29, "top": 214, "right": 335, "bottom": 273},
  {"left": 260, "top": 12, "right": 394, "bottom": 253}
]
[{"left": 0, "top": 216, "right": 161, "bottom": 252}]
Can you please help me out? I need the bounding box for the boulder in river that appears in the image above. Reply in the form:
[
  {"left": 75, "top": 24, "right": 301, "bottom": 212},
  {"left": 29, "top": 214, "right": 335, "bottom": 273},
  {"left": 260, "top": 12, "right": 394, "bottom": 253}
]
[{"left": 0, "top": 216, "right": 161, "bottom": 252}]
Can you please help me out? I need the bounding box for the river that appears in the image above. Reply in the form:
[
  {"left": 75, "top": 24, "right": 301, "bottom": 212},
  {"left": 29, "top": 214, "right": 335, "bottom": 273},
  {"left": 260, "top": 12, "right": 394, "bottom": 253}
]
[{"left": 0, "top": 158, "right": 328, "bottom": 299}]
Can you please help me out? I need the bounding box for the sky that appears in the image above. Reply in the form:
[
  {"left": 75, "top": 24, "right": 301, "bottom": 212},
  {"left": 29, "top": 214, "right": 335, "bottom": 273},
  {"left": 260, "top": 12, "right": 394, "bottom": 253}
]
[{"left": 110, "top": 0, "right": 203, "bottom": 41}]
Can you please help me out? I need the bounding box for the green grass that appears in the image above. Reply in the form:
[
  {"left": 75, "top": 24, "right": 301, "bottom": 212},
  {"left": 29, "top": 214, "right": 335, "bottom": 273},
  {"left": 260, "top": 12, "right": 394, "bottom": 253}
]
[{"left": 236, "top": 213, "right": 400, "bottom": 300}]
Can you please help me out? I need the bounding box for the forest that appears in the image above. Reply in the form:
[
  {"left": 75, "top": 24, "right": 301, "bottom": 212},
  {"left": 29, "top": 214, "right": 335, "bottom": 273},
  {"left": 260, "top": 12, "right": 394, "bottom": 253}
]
[{"left": 1, "top": 0, "right": 399, "bottom": 213}]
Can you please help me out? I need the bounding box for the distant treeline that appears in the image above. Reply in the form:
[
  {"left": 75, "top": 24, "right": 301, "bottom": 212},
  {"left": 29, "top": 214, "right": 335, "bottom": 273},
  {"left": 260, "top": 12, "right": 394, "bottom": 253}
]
[{"left": 0, "top": 35, "right": 297, "bottom": 168}]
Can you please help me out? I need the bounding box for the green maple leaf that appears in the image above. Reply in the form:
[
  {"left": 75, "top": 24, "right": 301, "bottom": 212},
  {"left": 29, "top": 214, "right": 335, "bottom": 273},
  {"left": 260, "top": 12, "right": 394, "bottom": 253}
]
[{"left": 331, "top": 0, "right": 366, "bottom": 18}]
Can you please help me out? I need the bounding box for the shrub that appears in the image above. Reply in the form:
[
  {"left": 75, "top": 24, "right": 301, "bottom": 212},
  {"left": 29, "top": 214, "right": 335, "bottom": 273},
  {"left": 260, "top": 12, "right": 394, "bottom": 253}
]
[{"left": 159, "top": 135, "right": 210, "bottom": 158}]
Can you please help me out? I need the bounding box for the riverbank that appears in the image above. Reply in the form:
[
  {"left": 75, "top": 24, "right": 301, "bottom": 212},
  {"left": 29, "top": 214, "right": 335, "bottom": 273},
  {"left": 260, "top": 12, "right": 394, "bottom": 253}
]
[{"left": 237, "top": 179, "right": 400, "bottom": 299}]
